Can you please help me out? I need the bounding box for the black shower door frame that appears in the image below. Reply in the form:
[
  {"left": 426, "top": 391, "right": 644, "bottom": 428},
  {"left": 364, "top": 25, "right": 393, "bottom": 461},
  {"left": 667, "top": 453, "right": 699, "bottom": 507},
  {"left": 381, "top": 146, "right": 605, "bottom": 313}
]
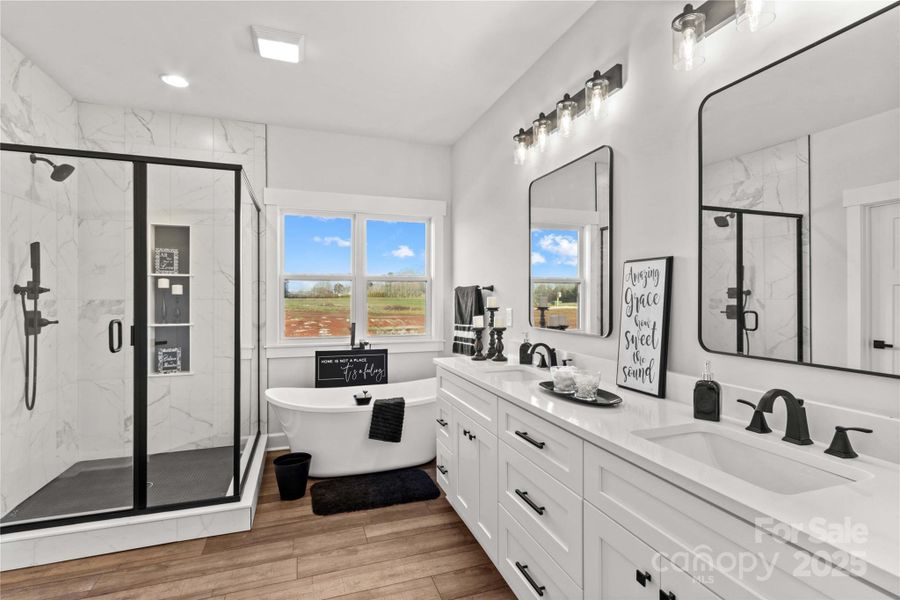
[{"left": 0, "top": 143, "right": 261, "bottom": 534}]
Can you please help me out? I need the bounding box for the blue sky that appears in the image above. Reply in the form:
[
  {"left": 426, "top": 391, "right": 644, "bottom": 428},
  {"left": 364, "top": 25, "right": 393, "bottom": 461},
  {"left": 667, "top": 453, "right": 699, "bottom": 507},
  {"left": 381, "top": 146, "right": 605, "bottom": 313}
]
[
  {"left": 284, "top": 216, "right": 425, "bottom": 276},
  {"left": 531, "top": 228, "right": 579, "bottom": 278}
]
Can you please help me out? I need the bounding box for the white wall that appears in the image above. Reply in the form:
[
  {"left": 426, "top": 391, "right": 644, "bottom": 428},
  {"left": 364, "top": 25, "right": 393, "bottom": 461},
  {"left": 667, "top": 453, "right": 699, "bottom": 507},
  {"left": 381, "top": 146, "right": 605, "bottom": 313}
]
[
  {"left": 264, "top": 125, "right": 452, "bottom": 442},
  {"left": 451, "top": 1, "right": 900, "bottom": 423}
]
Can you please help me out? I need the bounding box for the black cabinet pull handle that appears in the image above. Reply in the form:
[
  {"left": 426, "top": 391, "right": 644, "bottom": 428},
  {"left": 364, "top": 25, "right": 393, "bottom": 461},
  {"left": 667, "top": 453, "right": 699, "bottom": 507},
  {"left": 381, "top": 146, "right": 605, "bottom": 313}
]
[
  {"left": 469, "top": 432, "right": 476, "bottom": 440},
  {"left": 873, "top": 340, "right": 894, "bottom": 349},
  {"left": 437, "top": 465, "right": 448, "bottom": 475},
  {"left": 108, "top": 319, "right": 122, "bottom": 353},
  {"left": 515, "top": 562, "right": 545, "bottom": 597},
  {"left": 636, "top": 569, "right": 652, "bottom": 587},
  {"left": 659, "top": 591, "right": 676, "bottom": 600},
  {"left": 515, "top": 489, "right": 545, "bottom": 515},
  {"left": 515, "top": 430, "right": 545, "bottom": 449},
  {"left": 436, "top": 418, "right": 447, "bottom": 427}
]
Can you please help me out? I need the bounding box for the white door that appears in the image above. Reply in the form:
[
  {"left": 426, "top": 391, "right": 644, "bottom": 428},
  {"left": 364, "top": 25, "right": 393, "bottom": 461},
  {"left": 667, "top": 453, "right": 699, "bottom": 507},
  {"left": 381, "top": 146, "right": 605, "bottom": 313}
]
[
  {"left": 584, "top": 502, "right": 660, "bottom": 600},
  {"left": 869, "top": 201, "right": 900, "bottom": 374}
]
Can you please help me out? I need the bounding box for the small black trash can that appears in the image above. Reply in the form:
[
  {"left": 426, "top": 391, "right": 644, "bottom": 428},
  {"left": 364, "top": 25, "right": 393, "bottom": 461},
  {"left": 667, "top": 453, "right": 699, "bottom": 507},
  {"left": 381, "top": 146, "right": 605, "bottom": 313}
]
[{"left": 273, "top": 452, "right": 312, "bottom": 501}]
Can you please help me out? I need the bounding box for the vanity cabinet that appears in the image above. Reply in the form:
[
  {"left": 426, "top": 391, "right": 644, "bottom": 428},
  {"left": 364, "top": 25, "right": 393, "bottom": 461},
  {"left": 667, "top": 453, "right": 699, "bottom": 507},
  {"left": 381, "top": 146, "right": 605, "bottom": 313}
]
[{"left": 451, "top": 406, "right": 498, "bottom": 561}]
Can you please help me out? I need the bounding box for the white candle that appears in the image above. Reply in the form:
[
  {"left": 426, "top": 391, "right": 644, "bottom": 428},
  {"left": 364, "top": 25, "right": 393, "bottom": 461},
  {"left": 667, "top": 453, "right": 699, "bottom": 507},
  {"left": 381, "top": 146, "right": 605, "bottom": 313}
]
[
  {"left": 171, "top": 284, "right": 184, "bottom": 296},
  {"left": 157, "top": 278, "right": 170, "bottom": 289},
  {"left": 494, "top": 314, "right": 506, "bottom": 328},
  {"left": 472, "top": 315, "right": 484, "bottom": 328},
  {"left": 485, "top": 296, "right": 498, "bottom": 308}
]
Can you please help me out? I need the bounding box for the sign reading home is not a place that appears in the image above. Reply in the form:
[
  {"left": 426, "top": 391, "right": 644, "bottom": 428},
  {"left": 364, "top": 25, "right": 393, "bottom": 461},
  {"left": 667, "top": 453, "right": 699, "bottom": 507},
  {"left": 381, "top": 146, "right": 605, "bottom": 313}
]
[{"left": 315, "top": 349, "right": 389, "bottom": 388}]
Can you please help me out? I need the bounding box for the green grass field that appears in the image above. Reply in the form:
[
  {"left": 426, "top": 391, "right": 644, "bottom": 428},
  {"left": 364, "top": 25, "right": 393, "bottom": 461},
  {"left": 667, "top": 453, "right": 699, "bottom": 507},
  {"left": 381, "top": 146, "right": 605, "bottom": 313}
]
[{"left": 284, "top": 296, "right": 425, "bottom": 337}]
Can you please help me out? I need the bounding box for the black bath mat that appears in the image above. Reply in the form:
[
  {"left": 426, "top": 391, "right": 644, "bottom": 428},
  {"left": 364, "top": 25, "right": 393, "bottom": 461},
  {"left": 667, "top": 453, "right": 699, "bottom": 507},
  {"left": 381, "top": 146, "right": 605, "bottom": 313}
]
[{"left": 310, "top": 468, "right": 440, "bottom": 516}]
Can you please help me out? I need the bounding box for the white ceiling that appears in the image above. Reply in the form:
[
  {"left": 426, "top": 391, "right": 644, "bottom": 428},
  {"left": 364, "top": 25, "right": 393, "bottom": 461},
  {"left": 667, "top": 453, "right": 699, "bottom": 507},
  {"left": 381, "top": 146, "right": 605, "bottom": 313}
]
[{"left": 0, "top": 1, "right": 593, "bottom": 145}]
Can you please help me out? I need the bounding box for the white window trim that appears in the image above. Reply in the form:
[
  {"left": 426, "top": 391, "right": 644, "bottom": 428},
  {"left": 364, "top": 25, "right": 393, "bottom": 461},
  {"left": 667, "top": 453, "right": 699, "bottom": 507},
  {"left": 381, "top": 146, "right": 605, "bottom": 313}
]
[{"left": 264, "top": 188, "right": 446, "bottom": 358}]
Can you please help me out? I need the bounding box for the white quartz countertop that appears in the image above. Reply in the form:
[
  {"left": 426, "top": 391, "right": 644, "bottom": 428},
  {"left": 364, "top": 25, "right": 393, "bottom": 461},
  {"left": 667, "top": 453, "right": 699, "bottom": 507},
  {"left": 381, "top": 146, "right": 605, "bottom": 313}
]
[{"left": 434, "top": 356, "right": 900, "bottom": 596}]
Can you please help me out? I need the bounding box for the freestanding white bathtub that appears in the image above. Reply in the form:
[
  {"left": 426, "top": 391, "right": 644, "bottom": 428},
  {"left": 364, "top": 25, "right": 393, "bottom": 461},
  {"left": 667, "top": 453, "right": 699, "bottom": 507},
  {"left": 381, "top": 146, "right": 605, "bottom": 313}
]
[{"left": 266, "top": 378, "right": 437, "bottom": 477}]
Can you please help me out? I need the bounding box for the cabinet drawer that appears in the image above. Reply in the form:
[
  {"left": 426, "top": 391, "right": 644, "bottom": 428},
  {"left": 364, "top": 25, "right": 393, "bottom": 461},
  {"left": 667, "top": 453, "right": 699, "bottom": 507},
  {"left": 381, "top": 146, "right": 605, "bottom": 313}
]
[
  {"left": 435, "top": 440, "right": 454, "bottom": 497},
  {"left": 498, "top": 506, "right": 582, "bottom": 600},
  {"left": 435, "top": 395, "right": 453, "bottom": 449},
  {"left": 437, "top": 368, "right": 498, "bottom": 433},
  {"left": 499, "top": 400, "right": 583, "bottom": 493},
  {"left": 499, "top": 442, "right": 583, "bottom": 585}
]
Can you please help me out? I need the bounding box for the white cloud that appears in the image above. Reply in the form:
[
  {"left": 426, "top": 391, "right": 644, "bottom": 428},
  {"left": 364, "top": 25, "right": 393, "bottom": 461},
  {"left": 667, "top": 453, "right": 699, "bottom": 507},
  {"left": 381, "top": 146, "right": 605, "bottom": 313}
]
[
  {"left": 313, "top": 236, "right": 351, "bottom": 248},
  {"left": 538, "top": 233, "right": 578, "bottom": 266},
  {"left": 531, "top": 252, "right": 546, "bottom": 265},
  {"left": 391, "top": 245, "right": 415, "bottom": 258}
]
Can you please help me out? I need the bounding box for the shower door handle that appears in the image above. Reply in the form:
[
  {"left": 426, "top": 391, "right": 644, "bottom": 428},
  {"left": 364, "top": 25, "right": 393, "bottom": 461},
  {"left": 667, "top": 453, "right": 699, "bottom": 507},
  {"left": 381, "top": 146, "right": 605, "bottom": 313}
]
[{"left": 108, "top": 319, "right": 123, "bottom": 353}]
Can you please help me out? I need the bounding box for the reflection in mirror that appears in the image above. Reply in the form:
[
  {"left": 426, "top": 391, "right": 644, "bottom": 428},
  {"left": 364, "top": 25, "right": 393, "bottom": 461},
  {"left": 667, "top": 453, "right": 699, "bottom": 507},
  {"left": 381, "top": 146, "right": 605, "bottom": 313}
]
[
  {"left": 699, "top": 5, "right": 899, "bottom": 377},
  {"left": 529, "top": 146, "right": 612, "bottom": 337}
]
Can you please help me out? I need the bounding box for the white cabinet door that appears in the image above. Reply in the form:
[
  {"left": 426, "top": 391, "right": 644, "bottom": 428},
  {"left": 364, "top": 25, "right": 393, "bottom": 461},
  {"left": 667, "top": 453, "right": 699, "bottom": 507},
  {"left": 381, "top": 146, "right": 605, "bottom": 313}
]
[
  {"left": 584, "top": 501, "right": 660, "bottom": 600},
  {"left": 453, "top": 407, "right": 498, "bottom": 562},
  {"left": 435, "top": 440, "right": 454, "bottom": 498},
  {"left": 660, "top": 560, "right": 722, "bottom": 600}
]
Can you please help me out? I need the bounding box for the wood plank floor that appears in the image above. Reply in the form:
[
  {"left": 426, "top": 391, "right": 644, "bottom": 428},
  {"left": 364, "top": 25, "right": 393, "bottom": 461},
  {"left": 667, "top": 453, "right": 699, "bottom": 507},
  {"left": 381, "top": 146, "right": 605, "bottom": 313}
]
[{"left": 0, "top": 451, "right": 515, "bottom": 600}]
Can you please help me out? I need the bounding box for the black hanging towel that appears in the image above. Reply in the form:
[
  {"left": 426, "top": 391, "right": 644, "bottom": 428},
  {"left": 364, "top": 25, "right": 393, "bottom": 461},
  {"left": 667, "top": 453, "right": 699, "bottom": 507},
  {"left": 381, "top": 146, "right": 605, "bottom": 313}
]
[
  {"left": 452, "top": 285, "right": 484, "bottom": 356},
  {"left": 368, "top": 397, "right": 405, "bottom": 443}
]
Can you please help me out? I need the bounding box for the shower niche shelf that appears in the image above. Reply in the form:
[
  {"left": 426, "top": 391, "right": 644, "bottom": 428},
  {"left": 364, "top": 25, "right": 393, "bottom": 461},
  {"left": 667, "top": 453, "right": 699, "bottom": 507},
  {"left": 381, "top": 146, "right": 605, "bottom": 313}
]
[{"left": 150, "top": 224, "right": 191, "bottom": 376}]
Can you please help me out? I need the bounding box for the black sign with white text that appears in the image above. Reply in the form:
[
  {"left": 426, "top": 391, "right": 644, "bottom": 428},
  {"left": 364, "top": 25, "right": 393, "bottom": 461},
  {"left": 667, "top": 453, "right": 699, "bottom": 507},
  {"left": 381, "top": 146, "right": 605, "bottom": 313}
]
[{"left": 315, "top": 349, "right": 389, "bottom": 388}]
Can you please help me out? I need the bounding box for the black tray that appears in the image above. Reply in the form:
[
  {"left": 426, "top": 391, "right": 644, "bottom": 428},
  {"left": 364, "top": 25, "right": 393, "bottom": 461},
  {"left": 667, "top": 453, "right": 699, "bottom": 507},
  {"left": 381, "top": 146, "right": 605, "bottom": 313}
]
[{"left": 538, "top": 381, "right": 622, "bottom": 407}]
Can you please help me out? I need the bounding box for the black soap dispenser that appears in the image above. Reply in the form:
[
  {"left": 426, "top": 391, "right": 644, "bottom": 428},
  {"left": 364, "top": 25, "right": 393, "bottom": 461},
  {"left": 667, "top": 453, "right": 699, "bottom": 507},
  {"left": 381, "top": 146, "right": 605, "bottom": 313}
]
[
  {"left": 694, "top": 361, "right": 721, "bottom": 422},
  {"left": 519, "top": 332, "right": 532, "bottom": 365}
]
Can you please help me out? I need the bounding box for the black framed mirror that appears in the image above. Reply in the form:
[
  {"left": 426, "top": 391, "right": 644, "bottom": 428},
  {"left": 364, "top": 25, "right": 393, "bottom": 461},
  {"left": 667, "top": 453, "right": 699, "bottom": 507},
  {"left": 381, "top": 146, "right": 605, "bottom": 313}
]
[
  {"left": 698, "top": 3, "right": 899, "bottom": 378},
  {"left": 529, "top": 145, "right": 613, "bottom": 337}
]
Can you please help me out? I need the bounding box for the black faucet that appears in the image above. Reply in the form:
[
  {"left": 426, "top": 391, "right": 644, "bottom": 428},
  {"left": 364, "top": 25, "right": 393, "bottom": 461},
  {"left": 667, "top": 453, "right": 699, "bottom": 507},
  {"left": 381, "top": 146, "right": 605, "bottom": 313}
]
[
  {"left": 527, "top": 343, "right": 557, "bottom": 369},
  {"left": 755, "top": 389, "right": 812, "bottom": 445}
]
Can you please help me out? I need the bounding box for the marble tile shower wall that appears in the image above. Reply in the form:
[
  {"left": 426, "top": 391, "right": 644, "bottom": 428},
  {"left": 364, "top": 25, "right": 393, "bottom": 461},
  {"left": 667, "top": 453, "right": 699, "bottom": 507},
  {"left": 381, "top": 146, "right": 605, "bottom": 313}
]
[
  {"left": 702, "top": 137, "right": 812, "bottom": 361},
  {"left": 77, "top": 103, "right": 266, "bottom": 456},
  {"left": 0, "top": 37, "right": 80, "bottom": 515}
]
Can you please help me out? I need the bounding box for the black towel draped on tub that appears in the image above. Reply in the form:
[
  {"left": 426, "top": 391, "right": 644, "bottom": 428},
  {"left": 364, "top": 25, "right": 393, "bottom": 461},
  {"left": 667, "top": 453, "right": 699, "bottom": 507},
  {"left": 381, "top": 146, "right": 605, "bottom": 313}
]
[
  {"left": 368, "top": 397, "right": 405, "bottom": 443},
  {"left": 452, "top": 285, "right": 484, "bottom": 356}
]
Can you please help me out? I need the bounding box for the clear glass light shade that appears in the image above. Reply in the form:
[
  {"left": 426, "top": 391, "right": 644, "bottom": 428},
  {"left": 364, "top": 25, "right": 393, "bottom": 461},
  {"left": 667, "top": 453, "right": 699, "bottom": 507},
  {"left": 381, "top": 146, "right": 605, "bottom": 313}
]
[
  {"left": 533, "top": 114, "right": 551, "bottom": 152},
  {"left": 672, "top": 11, "right": 706, "bottom": 71},
  {"left": 556, "top": 94, "right": 578, "bottom": 138},
  {"left": 585, "top": 74, "right": 609, "bottom": 120},
  {"left": 513, "top": 130, "right": 530, "bottom": 165},
  {"left": 735, "top": 0, "right": 775, "bottom": 32}
]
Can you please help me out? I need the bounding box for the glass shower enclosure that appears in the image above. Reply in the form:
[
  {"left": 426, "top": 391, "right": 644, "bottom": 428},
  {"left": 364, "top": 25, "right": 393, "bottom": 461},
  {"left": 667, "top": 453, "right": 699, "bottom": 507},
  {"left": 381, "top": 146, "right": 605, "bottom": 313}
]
[{"left": 0, "top": 143, "right": 261, "bottom": 532}]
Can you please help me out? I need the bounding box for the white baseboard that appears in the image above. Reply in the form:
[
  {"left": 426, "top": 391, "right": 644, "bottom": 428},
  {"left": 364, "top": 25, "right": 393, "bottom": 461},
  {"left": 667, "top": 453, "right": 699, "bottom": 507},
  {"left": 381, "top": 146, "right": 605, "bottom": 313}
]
[{"left": 266, "top": 432, "right": 289, "bottom": 451}]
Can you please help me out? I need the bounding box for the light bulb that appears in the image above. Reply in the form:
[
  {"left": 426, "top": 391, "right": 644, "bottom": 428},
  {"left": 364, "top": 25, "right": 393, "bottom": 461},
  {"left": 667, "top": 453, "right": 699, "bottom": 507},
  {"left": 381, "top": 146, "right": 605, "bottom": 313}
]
[
  {"left": 672, "top": 6, "right": 706, "bottom": 71},
  {"left": 533, "top": 113, "right": 551, "bottom": 152},
  {"left": 585, "top": 71, "right": 609, "bottom": 120},
  {"left": 513, "top": 129, "right": 530, "bottom": 165},
  {"left": 736, "top": 0, "right": 775, "bottom": 32},
  {"left": 556, "top": 93, "right": 578, "bottom": 138}
]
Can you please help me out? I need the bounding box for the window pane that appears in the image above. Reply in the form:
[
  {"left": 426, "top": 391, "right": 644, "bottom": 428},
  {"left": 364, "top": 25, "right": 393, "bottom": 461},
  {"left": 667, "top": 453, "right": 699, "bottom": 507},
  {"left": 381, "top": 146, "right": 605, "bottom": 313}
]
[
  {"left": 367, "top": 281, "right": 426, "bottom": 336},
  {"left": 284, "top": 280, "right": 351, "bottom": 337},
  {"left": 532, "top": 282, "right": 580, "bottom": 330},
  {"left": 531, "top": 228, "right": 579, "bottom": 279},
  {"left": 284, "top": 215, "right": 351, "bottom": 275},
  {"left": 366, "top": 220, "right": 427, "bottom": 276}
]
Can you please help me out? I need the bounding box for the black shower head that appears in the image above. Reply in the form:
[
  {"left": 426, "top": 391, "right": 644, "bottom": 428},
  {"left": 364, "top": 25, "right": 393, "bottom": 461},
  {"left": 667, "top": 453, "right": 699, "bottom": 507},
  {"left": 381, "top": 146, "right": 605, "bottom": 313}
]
[
  {"left": 714, "top": 212, "right": 736, "bottom": 227},
  {"left": 30, "top": 153, "right": 75, "bottom": 182}
]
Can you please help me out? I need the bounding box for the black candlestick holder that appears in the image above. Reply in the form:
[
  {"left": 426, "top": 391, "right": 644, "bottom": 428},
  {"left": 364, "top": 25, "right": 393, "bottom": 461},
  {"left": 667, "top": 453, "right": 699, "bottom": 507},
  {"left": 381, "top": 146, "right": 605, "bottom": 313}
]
[
  {"left": 537, "top": 306, "right": 548, "bottom": 328},
  {"left": 471, "top": 327, "right": 486, "bottom": 361},
  {"left": 492, "top": 327, "right": 507, "bottom": 362},
  {"left": 485, "top": 307, "right": 499, "bottom": 359}
]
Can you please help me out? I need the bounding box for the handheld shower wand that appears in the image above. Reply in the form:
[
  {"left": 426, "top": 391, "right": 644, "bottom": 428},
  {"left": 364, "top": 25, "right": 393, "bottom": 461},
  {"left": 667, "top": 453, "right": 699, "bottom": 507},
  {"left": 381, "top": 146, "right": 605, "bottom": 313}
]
[{"left": 13, "top": 242, "right": 58, "bottom": 410}]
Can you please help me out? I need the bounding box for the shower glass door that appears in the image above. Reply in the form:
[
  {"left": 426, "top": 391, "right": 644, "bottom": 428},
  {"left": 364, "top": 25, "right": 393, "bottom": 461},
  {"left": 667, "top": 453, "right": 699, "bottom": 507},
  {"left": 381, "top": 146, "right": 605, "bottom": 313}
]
[{"left": 1, "top": 150, "right": 135, "bottom": 525}]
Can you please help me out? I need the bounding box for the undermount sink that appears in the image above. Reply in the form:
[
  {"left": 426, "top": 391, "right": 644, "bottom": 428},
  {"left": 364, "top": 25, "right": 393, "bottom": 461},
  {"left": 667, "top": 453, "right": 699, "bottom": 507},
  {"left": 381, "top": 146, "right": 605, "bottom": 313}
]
[
  {"left": 634, "top": 423, "right": 870, "bottom": 495},
  {"left": 482, "top": 366, "right": 544, "bottom": 382}
]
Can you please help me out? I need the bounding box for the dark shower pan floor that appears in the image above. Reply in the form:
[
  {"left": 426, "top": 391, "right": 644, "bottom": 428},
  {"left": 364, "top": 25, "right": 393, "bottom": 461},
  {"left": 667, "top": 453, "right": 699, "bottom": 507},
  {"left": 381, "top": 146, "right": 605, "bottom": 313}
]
[{"left": 1, "top": 446, "right": 234, "bottom": 525}]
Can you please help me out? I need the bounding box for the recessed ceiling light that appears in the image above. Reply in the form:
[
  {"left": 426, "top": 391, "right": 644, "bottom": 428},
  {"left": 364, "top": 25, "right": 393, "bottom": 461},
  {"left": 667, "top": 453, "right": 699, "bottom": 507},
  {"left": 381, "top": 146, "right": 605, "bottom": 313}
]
[
  {"left": 251, "top": 25, "right": 304, "bottom": 63},
  {"left": 160, "top": 74, "right": 189, "bottom": 88}
]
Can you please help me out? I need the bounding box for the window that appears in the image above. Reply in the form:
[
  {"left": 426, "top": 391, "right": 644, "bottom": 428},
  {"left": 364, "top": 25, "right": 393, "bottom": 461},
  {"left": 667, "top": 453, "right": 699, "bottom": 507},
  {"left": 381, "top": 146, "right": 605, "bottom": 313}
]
[
  {"left": 282, "top": 213, "right": 431, "bottom": 339},
  {"left": 531, "top": 226, "right": 583, "bottom": 330}
]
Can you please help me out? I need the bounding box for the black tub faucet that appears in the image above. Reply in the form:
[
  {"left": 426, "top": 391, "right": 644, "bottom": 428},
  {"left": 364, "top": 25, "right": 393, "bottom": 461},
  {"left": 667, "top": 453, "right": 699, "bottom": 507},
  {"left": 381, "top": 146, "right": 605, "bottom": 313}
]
[
  {"left": 755, "top": 389, "right": 812, "bottom": 445},
  {"left": 527, "top": 343, "right": 557, "bottom": 369}
]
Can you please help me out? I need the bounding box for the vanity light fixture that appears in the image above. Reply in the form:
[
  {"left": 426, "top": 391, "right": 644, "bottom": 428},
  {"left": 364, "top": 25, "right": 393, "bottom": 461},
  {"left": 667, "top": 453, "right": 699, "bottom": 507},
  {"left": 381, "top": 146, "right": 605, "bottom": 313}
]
[
  {"left": 513, "top": 128, "right": 531, "bottom": 165},
  {"left": 532, "top": 113, "right": 552, "bottom": 152},
  {"left": 735, "top": 0, "right": 775, "bottom": 32},
  {"left": 251, "top": 25, "right": 305, "bottom": 63},
  {"left": 671, "top": 1, "right": 775, "bottom": 71},
  {"left": 585, "top": 71, "right": 609, "bottom": 119},
  {"left": 160, "top": 74, "right": 189, "bottom": 88},
  {"left": 512, "top": 63, "right": 623, "bottom": 164},
  {"left": 556, "top": 94, "right": 578, "bottom": 138}
]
